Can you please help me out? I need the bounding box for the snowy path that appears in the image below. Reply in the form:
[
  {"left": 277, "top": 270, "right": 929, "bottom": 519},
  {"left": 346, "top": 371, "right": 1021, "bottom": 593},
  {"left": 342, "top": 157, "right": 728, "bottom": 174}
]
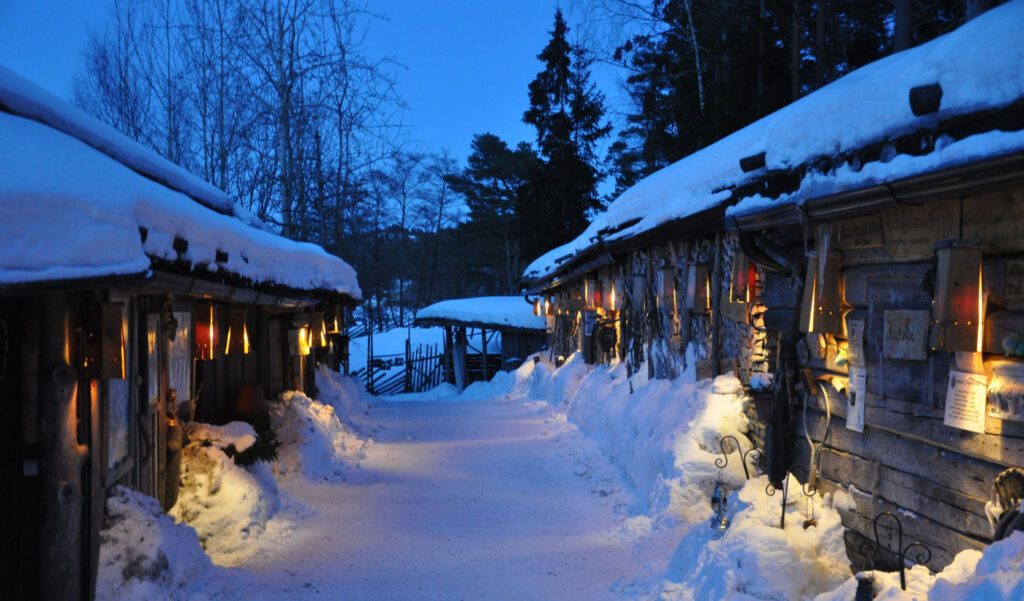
[{"left": 234, "top": 398, "right": 642, "bottom": 600}]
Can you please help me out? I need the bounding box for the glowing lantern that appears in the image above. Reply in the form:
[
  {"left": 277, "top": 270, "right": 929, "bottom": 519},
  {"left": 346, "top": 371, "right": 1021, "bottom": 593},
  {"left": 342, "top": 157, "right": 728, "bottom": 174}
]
[
  {"left": 612, "top": 277, "right": 626, "bottom": 311},
  {"left": 194, "top": 302, "right": 219, "bottom": 360},
  {"left": 799, "top": 253, "right": 843, "bottom": 334},
  {"left": 544, "top": 296, "right": 555, "bottom": 316},
  {"left": 533, "top": 298, "right": 543, "bottom": 316},
  {"left": 326, "top": 304, "right": 344, "bottom": 334},
  {"left": 296, "top": 326, "right": 312, "bottom": 356},
  {"left": 686, "top": 264, "right": 711, "bottom": 313},
  {"left": 931, "top": 244, "right": 984, "bottom": 352},
  {"left": 730, "top": 252, "right": 756, "bottom": 304},
  {"left": 585, "top": 278, "right": 602, "bottom": 309},
  {"left": 224, "top": 307, "right": 250, "bottom": 355},
  {"left": 310, "top": 312, "right": 328, "bottom": 348}
]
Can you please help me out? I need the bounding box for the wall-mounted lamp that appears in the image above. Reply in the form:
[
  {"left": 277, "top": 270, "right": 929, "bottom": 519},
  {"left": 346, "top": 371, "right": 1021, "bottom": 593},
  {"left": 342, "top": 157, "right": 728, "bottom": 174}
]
[
  {"left": 931, "top": 243, "right": 984, "bottom": 353},
  {"left": 194, "top": 302, "right": 219, "bottom": 361},
  {"left": 799, "top": 252, "right": 844, "bottom": 335},
  {"left": 224, "top": 307, "right": 250, "bottom": 355}
]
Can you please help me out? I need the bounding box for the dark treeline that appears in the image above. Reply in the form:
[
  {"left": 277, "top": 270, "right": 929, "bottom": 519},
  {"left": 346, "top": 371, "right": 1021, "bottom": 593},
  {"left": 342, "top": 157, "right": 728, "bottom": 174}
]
[{"left": 74, "top": 0, "right": 1001, "bottom": 330}]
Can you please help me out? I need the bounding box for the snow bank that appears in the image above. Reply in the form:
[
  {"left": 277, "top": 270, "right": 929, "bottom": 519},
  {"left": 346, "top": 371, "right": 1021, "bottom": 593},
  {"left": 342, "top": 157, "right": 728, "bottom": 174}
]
[
  {"left": 314, "top": 365, "right": 374, "bottom": 432},
  {"left": 814, "top": 529, "right": 1024, "bottom": 601},
  {"left": 660, "top": 477, "right": 850, "bottom": 600},
  {"left": 186, "top": 421, "right": 257, "bottom": 453},
  {"left": 97, "top": 486, "right": 219, "bottom": 601},
  {"left": 272, "top": 389, "right": 367, "bottom": 482},
  {"left": 416, "top": 296, "right": 545, "bottom": 331},
  {"left": 169, "top": 444, "right": 280, "bottom": 564}
]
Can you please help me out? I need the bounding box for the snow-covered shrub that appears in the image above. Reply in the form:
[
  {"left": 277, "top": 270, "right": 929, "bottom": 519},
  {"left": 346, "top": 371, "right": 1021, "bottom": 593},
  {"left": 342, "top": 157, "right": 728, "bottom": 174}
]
[
  {"left": 96, "top": 486, "right": 217, "bottom": 601},
  {"left": 271, "top": 389, "right": 367, "bottom": 482}
]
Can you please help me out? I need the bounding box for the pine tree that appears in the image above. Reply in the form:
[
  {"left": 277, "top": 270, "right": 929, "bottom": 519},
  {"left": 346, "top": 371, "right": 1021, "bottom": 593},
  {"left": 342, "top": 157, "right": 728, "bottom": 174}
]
[
  {"left": 447, "top": 133, "right": 538, "bottom": 294},
  {"left": 519, "top": 9, "right": 611, "bottom": 263}
]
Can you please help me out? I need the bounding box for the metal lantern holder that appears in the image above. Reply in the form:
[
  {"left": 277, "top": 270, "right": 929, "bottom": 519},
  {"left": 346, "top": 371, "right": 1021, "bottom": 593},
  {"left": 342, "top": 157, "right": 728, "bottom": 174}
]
[
  {"left": 715, "top": 435, "right": 763, "bottom": 481},
  {"left": 765, "top": 463, "right": 817, "bottom": 529},
  {"left": 710, "top": 468, "right": 730, "bottom": 531},
  {"left": 858, "top": 511, "right": 932, "bottom": 591}
]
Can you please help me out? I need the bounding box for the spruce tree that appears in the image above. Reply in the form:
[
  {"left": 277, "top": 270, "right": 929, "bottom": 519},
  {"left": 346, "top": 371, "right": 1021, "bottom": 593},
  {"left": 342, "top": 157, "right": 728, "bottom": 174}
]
[{"left": 520, "top": 9, "right": 611, "bottom": 264}]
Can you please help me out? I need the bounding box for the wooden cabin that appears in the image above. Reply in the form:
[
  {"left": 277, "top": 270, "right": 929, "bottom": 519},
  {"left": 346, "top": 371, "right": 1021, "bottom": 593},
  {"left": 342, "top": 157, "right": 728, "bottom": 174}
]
[
  {"left": 415, "top": 296, "right": 547, "bottom": 389},
  {"left": 521, "top": 3, "right": 1024, "bottom": 575},
  {"left": 0, "top": 68, "right": 360, "bottom": 601}
]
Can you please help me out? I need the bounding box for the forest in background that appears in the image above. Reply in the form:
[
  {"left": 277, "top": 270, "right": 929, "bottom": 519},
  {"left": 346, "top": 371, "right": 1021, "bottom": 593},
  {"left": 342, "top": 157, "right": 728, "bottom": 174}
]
[{"left": 73, "top": 0, "right": 1001, "bottom": 330}]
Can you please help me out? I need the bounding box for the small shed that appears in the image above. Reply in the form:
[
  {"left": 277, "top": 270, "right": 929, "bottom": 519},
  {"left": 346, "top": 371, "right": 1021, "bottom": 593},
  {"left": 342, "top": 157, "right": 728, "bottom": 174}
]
[
  {"left": 0, "top": 67, "right": 360, "bottom": 601},
  {"left": 415, "top": 296, "right": 547, "bottom": 389}
]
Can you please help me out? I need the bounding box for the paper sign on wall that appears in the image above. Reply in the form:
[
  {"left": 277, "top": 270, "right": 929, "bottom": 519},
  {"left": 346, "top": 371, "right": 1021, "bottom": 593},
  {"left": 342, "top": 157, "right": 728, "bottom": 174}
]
[
  {"left": 847, "top": 365, "right": 866, "bottom": 433},
  {"left": 944, "top": 370, "right": 988, "bottom": 434},
  {"left": 846, "top": 318, "right": 866, "bottom": 367}
]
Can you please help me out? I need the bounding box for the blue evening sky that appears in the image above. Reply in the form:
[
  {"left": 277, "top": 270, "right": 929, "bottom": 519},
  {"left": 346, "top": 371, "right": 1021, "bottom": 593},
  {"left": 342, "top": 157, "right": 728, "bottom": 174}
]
[{"left": 0, "top": 0, "right": 624, "bottom": 163}]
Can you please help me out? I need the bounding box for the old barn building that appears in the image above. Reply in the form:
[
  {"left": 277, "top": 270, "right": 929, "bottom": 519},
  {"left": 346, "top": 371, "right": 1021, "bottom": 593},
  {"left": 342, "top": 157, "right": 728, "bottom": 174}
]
[
  {"left": 0, "top": 68, "right": 360, "bottom": 601},
  {"left": 522, "top": 3, "right": 1024, "bottom": 573}
]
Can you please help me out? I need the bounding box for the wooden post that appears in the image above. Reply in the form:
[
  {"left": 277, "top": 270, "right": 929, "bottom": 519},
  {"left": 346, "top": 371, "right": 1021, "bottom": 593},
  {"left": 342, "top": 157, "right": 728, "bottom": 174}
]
[
  {"left": 404, "top": 337, "right": 412, "bottom": 393},
  {"left": 38, "top": 294, "right": 88, "bottom": 601},
  {"left": 480, "top": 328, "right": 489, "bottom": 381},
  {"left": 443, "top": 325, "right": 454, "bottom": 384},
  {"left": 453, "top": 326, "right": 467, "bottom": 390},
  {"left": 711, "top": 233, "right": 724, "bottom": 376}
]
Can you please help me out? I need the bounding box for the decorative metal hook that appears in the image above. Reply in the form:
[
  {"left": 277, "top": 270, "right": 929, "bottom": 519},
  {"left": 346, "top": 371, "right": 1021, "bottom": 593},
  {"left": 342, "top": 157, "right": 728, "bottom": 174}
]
[
  {"left": 743, "top": 447, "right": 763, "bottom": 477},
  {"left": 716, "top": 435, "right": 762, "bottom": 480},
  {"left": 860, "top": 511, "right": 933, "bottom": 591},
  {"left": 764, "top": 463, "right": 815, "bottom": 528}
]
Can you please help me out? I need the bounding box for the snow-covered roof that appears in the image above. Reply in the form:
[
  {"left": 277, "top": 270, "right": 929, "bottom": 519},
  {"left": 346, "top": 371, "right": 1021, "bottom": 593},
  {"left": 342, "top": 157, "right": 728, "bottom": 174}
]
[
  {"left": 416, "top": 297, "right": 545, "bottom": 331},
  {"left": 523, "top": 0, "right": 1024, "bottom": 285},
  {"left": 0, "top": 67, "right": 361, "bottom": 299}
]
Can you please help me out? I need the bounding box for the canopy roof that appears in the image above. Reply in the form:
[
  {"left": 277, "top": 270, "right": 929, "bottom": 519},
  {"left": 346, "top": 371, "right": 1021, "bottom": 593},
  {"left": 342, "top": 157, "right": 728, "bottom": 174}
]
[{"left": 416, "top": 297, "right": 546, "bottom": 332}]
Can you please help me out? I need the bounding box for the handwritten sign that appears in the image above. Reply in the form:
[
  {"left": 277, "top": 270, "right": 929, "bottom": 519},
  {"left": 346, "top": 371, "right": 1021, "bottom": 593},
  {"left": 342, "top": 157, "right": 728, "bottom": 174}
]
[
  {"left": 883, "top": 200, "right": 960, "bottom": 259},
  {"left": 883, "top": 310, "right": 929, "bottom": 361},
  {"left": 1006, "top": 261, "right": 1024, "bottom": 301},
  {"left": 944, "top": 370, "right": 988, "bottom": 434},
  {"left": 847, "top": 365, "right": 867, "bottom": 433},
  {"left": 838, "top": 215, "right": 884, "bottom": 250}
]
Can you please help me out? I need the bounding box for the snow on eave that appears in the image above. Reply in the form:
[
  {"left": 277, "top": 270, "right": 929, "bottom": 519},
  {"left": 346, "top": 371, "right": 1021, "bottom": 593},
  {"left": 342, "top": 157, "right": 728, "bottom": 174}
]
[
  {"left": 0, "top": 65, "right": 233, "bottom": 214},
  {"left": 0, "top": 111, "right": 362, "bottom": 299},
  {"left": 521, "top": 0, "right": 1024, "bottom": 285},
  {"left": 415, "top": 297, "right": 545, "bottom": 332}
]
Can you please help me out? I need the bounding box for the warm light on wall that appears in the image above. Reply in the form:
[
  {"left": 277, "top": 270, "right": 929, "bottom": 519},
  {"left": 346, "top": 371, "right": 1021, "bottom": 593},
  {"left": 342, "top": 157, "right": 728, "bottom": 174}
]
[{"left": 931, "top": 244, "right": 985, "bottom": 352}]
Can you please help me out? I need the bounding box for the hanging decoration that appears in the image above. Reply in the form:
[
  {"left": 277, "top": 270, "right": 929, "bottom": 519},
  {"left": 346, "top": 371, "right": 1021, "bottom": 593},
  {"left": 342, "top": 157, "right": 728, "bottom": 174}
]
[{"left": 310, "top": 311, "right": 328, "bottom": 348}]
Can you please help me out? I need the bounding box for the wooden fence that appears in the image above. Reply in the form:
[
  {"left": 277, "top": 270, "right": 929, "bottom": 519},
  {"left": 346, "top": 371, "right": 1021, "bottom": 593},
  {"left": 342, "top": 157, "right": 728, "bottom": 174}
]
[{"left": 351, "top": 343, "right": 444, "bottom": 396}]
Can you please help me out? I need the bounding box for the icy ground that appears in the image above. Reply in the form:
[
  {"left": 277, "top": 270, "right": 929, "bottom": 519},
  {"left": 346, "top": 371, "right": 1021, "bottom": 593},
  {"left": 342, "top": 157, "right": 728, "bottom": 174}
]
[{"left": 229, "top": 398, "right": 643, "bottom": 600}]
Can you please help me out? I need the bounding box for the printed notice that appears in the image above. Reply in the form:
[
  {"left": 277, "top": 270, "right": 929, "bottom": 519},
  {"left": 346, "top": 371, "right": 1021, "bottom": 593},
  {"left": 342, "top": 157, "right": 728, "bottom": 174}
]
[
  {"left": 847, "top": 365, "right": 866, "bottom": 433},
  {"left": 944, "top": 370, "right": 988, "bottom": 434},
  {"left": 847, "top": 318, "right": 866, "bottom": 367}
]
